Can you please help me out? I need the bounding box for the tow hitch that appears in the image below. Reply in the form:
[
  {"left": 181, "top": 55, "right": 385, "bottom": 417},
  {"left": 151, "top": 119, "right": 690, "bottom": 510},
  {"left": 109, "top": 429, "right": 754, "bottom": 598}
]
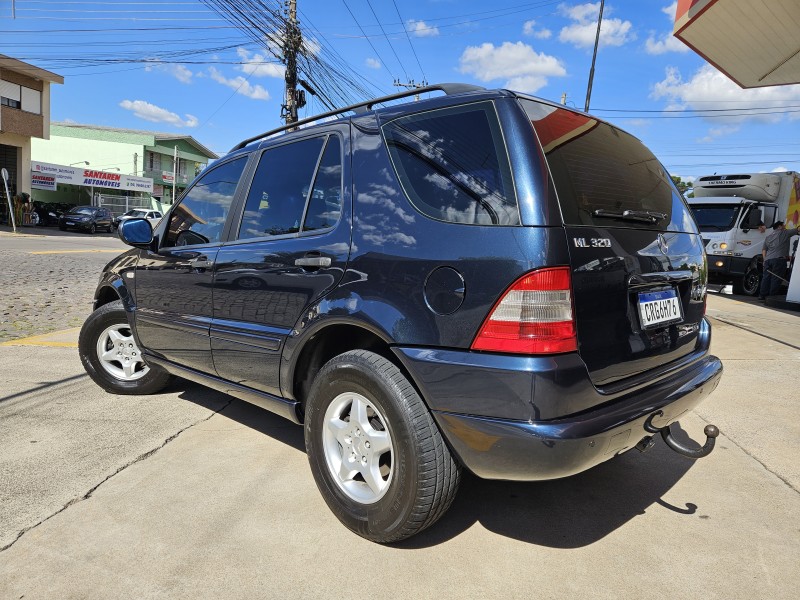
[{"left": 642, "top": 411, "right": 719, "bottom": 459}]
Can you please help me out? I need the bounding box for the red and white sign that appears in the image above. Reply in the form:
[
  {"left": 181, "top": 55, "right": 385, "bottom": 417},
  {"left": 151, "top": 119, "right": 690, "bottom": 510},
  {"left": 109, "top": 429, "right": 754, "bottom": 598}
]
[
  {"left": 31, "top": 172, "right": 57, "bottom": 191},
  {"left": 162, "top": 171, "right": 174, "bottom": 183},
  {"left": 31, "top": 161, "right": 154, "bottom": 193}
]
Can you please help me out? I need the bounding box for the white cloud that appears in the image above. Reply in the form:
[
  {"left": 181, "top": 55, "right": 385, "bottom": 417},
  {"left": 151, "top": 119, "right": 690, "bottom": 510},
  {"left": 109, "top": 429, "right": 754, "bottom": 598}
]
[
  {"left": 662, "top": 2, "right": 678, "bottom": 19},
  {"left": 459, "top": 41, "right": 566, "bottom": 93},
  {"left": 407, "top": 20, "right": 439, "bottom": 37},
  {"left": 523, "top": 20, "right": 552, "bottom": 39},
  {"left": 365, "top": 58, "right": 381, "bottom": 69},
  {"left": 236, "top": 47, "right": 284, "bottom": 78},
  {"left": 208, "top": 66, "right": 271, "bottom": 100},
  {"left": 144, "top": 60, "right": 194, "bottom": 84},
  {"left": 651, "top": 65, "right": 800, "bottom": 140},
  {"left": 645, "top": 3, "right": 688, "bottom": 54},
  {"left": 558, "top": 2, "right": 635, "bottom": 48},
  {"left": 771, "top": 166, "right": 790, "bottom": 172},
  {"left": 645, "top": 34, "right": 689, "bottom": 55},
  {"left": 119, "top": 100, "right": 198, "bottom": 128}
]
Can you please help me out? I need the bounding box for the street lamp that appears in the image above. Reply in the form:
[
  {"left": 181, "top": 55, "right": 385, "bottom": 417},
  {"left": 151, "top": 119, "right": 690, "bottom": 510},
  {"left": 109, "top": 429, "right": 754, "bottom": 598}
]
[{"left": 70, "top": 161, "right": 90, "bottom": 166}]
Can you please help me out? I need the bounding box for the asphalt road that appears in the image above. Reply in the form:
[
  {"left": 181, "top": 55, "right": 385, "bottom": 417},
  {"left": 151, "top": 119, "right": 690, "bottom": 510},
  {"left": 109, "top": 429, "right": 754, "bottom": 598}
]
[{"left": 1, "top": 230, "right": 798, "bottom": 599}]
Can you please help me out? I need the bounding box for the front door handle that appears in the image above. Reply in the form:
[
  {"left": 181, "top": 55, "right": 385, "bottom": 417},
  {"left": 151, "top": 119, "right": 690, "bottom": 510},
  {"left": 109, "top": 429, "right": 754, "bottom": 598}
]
[
  {"left": 189, "top": 257, "right": 214, "bottom": 270},
  {"left": 295, "top": 256, "right": 331, "bottom": 268}
]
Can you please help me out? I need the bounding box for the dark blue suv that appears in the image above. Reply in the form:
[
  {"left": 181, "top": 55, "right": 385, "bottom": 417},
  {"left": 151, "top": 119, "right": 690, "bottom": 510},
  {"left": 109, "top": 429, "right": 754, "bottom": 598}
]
[{"left": 79, "top": 84, "right": 722, "bottom": 543}]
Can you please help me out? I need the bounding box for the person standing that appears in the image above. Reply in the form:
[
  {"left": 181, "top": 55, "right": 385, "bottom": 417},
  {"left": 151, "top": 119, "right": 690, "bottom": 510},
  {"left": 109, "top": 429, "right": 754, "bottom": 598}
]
[{"left": 760, "top": 221, "right": 800, "bottom": 300}]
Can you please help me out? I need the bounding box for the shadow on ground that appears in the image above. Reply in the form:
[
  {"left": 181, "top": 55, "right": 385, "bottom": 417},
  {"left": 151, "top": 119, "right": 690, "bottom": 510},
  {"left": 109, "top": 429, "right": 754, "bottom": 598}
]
[{"left": 171, "top": 380, "right": 701, "bottom": 549}]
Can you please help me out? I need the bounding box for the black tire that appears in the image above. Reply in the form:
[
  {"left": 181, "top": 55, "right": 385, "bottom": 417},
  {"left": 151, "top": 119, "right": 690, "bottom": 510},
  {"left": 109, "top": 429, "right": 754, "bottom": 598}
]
[
  {"left": 304, "top": 350, "right": 460, "bottom": 543},
  {"left": 89, "top": 223, "right": 97, "bottom": 234},
  {"left": 734, "top": 260, "right": 762, "bottom": 296},
  {"left": 78, "top": 300, "right": 172, "bottom": 395},
  {"left": 59, "top": 225, "right": 66, "bottom": 231}
]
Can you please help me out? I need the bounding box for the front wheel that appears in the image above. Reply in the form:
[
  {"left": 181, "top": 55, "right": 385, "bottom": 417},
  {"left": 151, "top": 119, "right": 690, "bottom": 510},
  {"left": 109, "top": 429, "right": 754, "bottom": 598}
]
[
  {"left": 79, "top": 300, "right": 172, "bottom": 394},
  {"left": 735, "top": 260, "right": 762, "bottom": 296},
  {"left": 304, "top": 350, "right": 460, "bottom": 543}
]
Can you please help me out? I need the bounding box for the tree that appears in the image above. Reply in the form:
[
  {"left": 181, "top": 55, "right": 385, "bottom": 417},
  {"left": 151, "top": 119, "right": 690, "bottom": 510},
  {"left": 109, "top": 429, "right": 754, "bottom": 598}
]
[{"left": 671, "top": 175, "right": 694, "bottom": 196}]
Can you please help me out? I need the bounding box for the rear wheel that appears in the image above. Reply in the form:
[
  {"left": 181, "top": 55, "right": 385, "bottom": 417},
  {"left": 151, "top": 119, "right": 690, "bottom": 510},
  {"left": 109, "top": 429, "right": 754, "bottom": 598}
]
[
  {"left": 79, "top": 300, "right": 172, "bottom": 394},
  {"left": 304, "top": 350, "right": 460, "bottom": 543}
]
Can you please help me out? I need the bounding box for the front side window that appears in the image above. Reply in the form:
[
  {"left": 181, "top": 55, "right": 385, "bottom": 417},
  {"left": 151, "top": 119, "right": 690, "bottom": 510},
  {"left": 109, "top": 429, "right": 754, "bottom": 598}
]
[
  {"left": 164, "top": 156, "right": 247, "bottom": 247},
  {"left": 238, "top": 137, "right": 325, "bottom": 240},
  {"left": 381, "top": 101, "right": 519, "bottom": 225}
]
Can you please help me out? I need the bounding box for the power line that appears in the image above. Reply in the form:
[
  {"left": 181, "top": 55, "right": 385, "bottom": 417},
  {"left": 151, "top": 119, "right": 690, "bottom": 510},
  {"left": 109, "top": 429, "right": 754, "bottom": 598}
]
[
  {"left": 341, "top": 0, "right": 396, "bottom": 81},
  {"left": 365, "top": 0, "right": 408, "bottom": 81},
  {"left": 391, "top": 0, "right": 425, "bottom": 82}
]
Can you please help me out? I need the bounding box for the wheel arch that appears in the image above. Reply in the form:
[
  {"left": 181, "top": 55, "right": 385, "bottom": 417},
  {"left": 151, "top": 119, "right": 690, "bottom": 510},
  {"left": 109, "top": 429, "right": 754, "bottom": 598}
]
[{"left": 286, "top": 321, "right": 417, "bottom": 419}]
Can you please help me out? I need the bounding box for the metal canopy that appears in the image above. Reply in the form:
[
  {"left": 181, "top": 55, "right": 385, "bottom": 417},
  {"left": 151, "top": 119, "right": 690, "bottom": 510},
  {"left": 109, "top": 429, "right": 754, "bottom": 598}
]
[{"left": 674, "top": 0, "right": 800, "bottom": 88}]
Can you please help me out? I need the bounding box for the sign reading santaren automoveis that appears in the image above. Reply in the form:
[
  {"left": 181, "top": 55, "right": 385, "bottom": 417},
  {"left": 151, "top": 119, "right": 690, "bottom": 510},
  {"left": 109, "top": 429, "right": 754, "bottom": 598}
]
[{"left": 30, "top": 161, "right": 154, "bottom": 193}]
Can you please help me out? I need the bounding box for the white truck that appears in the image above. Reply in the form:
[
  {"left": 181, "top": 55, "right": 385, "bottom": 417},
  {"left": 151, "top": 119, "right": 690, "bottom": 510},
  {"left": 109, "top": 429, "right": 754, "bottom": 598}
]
[{"left": 688, "top": 171, "right": 800, "bottom": 296}]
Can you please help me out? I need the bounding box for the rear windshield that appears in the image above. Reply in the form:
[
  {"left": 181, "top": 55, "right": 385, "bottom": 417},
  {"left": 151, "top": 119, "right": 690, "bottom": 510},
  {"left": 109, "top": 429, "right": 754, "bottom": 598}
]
[
  {"left": 520, "top": 99, "right": 696, "bottom": 233},
  {"left": 689, "top": 204, "right": 741, "bottom": 232}
]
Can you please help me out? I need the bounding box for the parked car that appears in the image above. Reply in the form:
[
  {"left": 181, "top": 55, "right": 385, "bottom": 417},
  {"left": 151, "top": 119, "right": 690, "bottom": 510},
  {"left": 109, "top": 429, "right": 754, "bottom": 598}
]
[
  {"left": 58, "top": 206, "right": 114, "bottom": 233},
  {"left": 78, "top": 84, "right": 722, "bottom": 543},
  {"left": 114, "top": 208, "right": 163, "bottom": 229},
  {"left": 32, "top": 201, "right": 62, "bottom": 227}
]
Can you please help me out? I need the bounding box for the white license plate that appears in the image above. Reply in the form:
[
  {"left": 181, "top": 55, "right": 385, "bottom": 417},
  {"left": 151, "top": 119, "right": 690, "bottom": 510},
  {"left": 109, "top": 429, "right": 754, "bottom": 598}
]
[
  {"left": 638, "top": 289, "right": 683, "bottom": 329},
  {"left": 66, "top": 221, "right": 74, "bottom": 225}
]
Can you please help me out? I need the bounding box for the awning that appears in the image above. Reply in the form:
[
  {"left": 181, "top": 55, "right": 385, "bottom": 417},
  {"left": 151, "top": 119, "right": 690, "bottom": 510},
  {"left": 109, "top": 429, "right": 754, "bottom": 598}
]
[{"left": 674, "top": 0, "right": 800, "bottom": 88}]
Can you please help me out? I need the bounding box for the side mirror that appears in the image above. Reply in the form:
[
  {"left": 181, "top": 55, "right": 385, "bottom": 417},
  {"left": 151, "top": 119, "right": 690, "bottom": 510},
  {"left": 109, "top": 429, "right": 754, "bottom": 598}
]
[{"left": 118, "top": 218, "right": 153, "bottom": 248}]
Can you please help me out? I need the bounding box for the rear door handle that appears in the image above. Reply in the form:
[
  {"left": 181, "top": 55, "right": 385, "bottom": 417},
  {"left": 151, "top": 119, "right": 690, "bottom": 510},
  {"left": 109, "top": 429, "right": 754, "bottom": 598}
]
[{"left": 295, "top": 256, "right": 331, "bottom": 268}]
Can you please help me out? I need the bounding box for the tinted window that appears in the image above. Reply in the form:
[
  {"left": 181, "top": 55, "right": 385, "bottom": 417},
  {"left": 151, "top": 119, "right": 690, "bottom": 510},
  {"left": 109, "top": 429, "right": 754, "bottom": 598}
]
[
  {"left": 521, "top": 99, "right": 696, "bottom": 233},
  {"left": 238, "top": 138, "right": 324, "bottom": 240},
  {"left": 304, "top": 137, "right": 343, "bottom": 231},
  {"left": 382, "top": 101, "right": 519, "bottom": 225},
  {"left": 164, "top": 157, "right": 247, "bottom": 247}
]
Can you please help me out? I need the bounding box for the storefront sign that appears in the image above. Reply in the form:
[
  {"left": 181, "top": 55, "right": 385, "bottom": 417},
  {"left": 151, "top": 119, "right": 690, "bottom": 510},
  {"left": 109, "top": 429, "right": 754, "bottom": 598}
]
[
  {"left": 31, "top": 161, "right": 154, "bottom": 193},
  {"left": 153, "top": 184, "right": 164, "bottom": 196},
  {"left": 162, "top": 171, "right": 174, "bottom": 183},
  {"left": 31, "top": 172, "right": 57, "bottom": 191}
]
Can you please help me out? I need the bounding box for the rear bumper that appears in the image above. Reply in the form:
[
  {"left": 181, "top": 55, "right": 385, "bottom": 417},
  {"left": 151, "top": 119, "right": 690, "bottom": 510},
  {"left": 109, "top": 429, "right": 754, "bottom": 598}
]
[
  {"left": 394, "top": 318, "right": 723, "bottom": 481},
  {"left": 432, "top": 355, "right": 722, "bottom": 480}
]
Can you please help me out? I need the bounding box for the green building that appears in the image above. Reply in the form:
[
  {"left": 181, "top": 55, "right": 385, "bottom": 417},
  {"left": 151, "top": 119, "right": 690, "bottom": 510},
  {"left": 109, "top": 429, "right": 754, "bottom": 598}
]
[{"left": 31, "top": 123, "right": 218, "bottom": 209}]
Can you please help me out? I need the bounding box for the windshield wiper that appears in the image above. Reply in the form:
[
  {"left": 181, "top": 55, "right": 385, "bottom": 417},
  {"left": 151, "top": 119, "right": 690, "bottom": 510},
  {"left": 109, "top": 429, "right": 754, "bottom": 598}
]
[{"left": 592, "top": 209, "right": 667, "bottom": 224}]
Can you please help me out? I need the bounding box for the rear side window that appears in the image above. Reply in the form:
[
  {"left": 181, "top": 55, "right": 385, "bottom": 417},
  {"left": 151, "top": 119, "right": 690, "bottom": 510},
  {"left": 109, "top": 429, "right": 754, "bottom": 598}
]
[
  {"left": 238, "top": 137, "right": 324, "bottom": 239},
  {"left": 520, "top": 99, "right": 696, "bottom": 232},
  {"left": 382, "top": 101, "right": 519, "bottom": 225}
]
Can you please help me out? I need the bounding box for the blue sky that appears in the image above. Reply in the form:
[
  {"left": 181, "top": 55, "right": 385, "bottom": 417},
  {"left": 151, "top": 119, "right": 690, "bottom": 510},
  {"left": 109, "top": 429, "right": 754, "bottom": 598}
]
[{"left": 3, "top": 0, "right": 800, "bottom": 183}]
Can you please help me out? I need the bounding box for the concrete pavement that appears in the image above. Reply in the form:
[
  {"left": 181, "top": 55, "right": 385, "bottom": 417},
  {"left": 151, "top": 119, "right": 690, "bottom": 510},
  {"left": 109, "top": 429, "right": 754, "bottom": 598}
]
[{"left": 0, "top": 291, "right": 798, "bottom": 599}]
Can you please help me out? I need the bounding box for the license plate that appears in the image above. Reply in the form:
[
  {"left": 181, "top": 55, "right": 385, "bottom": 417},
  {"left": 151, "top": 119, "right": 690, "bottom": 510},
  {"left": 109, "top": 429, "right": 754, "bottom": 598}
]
[
  {"left": 66, "top": 221, "right": 74, "bottom": 225},
  {"left": 638, "top": 289, "right": 683, "bottom": 329}
]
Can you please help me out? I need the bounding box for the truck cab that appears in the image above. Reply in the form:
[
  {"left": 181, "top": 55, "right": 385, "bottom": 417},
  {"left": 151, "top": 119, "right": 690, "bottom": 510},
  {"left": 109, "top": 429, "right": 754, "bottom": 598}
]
[{"left": 689, "top": 172, "right": 791, "bottom": 295}]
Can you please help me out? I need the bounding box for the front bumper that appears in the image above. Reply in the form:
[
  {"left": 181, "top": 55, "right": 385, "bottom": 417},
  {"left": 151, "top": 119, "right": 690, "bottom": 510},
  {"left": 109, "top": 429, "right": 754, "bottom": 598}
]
[
  {"left": 394, "top": 318, "right": 723, "bottom": 481},
  {"left": 707, "top": 254, "right": 750, "bottom": 277}
]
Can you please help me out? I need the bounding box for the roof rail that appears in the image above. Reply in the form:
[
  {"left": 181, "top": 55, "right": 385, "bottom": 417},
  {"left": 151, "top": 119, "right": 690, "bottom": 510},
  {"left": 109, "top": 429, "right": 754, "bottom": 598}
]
[{"left": 230, "top": 83, "right": 486, "bottom": 151}]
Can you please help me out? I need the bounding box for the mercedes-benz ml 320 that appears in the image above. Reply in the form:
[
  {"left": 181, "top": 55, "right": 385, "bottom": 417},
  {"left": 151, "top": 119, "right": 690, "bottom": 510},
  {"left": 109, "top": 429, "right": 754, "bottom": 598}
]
[{"left": 79, "top": 84, "right": 722, "bottom": 543}]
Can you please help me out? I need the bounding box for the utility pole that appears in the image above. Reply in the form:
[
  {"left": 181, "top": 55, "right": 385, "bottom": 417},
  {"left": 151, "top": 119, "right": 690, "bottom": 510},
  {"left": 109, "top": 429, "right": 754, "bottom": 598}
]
[
  {"left": 282, "top": 0, "right": 305, "bottom": 126},
  {"left": 133, "top": 152, "right": 138, "bottom": 176},
  {"left": 393, "top": 79, "right": 428, "bottom": 101},
  {"left": 584, "top": 0, "right": 604, "bottom": 113}
]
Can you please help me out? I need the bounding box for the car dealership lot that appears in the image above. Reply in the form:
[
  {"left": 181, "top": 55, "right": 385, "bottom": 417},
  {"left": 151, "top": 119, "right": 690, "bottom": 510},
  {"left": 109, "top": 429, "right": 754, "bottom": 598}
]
[{"left": 1, "top": 231, "right": 798, "bottom": 598}]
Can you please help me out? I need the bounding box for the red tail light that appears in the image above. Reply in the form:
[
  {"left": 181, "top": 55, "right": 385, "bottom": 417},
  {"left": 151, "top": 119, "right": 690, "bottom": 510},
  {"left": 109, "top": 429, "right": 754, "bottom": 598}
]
[{"left": 471, "top": 267, "right": 577, "bottom": 354}]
